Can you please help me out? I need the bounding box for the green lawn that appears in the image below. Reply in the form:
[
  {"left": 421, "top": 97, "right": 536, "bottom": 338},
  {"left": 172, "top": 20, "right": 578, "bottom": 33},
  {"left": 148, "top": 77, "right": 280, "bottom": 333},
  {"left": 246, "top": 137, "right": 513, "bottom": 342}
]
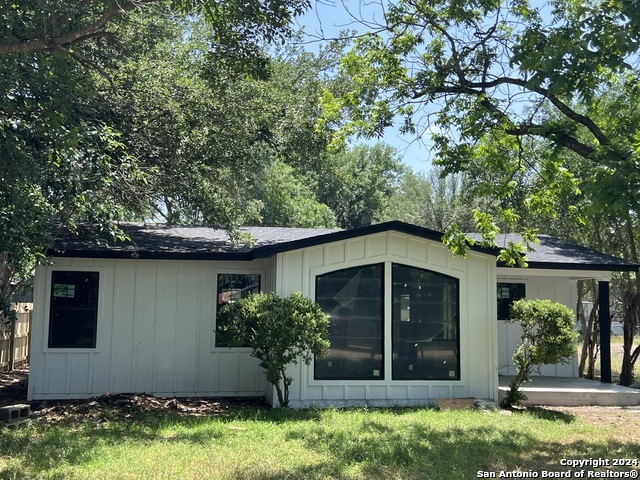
[{"left": 1, "top": 406, "right": 639, "bottom": 480}]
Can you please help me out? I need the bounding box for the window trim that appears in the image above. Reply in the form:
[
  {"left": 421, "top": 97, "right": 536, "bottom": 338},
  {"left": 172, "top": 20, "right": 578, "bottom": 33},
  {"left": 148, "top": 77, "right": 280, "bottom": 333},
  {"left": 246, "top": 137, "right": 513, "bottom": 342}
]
[
  {"left": 212, "top": 268, "right": 265, "bottom": 351},
  {"left": 43, "top": 267, "right": 104, "bottom": 353}
]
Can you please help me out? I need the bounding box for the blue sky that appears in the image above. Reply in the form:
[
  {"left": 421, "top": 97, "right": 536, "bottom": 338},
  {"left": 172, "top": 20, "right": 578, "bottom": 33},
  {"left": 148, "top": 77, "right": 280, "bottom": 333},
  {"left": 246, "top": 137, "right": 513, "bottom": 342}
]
[{"left": 294, "top": 0, "right": 435, "bottom": 174}]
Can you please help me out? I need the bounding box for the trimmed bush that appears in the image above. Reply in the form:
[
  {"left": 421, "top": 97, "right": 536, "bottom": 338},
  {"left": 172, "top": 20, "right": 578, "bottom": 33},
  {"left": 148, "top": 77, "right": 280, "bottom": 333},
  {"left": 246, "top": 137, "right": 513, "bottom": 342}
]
[
  {"left": 504, "top": 299, "right": 580, "bottom": 406},
  {"left": 217, "top": 292, "right": 330, "bottom": 407}
]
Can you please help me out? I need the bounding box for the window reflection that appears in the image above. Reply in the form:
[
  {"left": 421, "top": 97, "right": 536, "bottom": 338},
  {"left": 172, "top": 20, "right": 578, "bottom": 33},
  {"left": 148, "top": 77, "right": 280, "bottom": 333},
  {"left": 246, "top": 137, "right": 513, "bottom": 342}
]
[
  {"left": 392, "top": 264, "right": 459, "bottom": 380},
  {"left": 215, "top": 273, "right": 260, "bottom": 347},
  {"left": 315, "top": 264, "right": 384, "bottom": 380}
]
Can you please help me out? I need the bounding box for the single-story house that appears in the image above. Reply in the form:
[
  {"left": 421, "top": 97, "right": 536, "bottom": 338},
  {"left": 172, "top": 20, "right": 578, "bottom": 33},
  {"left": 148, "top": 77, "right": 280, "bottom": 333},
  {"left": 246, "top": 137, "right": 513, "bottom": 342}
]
[{"left": 28, "top": 222, "right": 638, "bottom": 407}]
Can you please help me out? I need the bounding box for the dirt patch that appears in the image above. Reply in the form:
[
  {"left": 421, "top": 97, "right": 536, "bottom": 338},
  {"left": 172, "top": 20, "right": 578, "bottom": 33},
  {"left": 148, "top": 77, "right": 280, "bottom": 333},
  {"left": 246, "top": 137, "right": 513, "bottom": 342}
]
[
  {"left": 0, "top": 365, "right": 28, "bottom": 406},
  {"left": 29, "top": 394, "right": 271, "bottom": 425},
  {"left": 0, "top": 365, "right": 269, "bottom": 425}
]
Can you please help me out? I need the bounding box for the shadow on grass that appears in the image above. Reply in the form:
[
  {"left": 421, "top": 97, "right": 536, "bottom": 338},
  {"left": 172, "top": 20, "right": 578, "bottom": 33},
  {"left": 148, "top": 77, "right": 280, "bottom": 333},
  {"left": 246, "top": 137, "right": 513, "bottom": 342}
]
[
  {"left": 522, "top": 406, "right": 576, "bottom": 423},
  {"left": 278, "top": 417, "right": 637, "bottom": 480},
  {"left": 0, "top": 407, "right": 637, "bottom": 480}
]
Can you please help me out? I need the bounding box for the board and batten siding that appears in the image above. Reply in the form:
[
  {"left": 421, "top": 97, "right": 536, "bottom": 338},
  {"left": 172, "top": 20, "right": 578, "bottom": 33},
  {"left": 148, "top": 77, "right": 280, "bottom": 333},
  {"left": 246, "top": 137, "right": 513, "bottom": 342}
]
[
  {"left": 274, "top": 232, "right": 498, "bottom": 407},
  {"left": 496, "top": 272, "right": 579, "bottom": 377},
  {"left": 28, "top": 257, "right": 275, "bottom": 400}
]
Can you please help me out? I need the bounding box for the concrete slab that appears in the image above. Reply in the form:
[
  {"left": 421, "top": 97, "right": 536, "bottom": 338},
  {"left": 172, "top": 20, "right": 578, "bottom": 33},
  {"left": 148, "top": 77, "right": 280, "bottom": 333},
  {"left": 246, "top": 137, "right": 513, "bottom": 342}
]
[{"left": 498, "top": 376, "right": 640, "bottom": 406}]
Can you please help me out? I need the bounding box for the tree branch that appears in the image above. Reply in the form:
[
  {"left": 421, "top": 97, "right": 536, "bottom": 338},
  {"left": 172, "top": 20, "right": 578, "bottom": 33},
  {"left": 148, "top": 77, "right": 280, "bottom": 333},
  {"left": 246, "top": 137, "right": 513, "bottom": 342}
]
[
  {"left": 426, "top": 83, "right": 601, "bottom": 160},
  {"left": 467, "top": 77, "right": 611, "bottom": 147},
  {"left": 0, "top": 0, "right": 156, "bottom": 55}
]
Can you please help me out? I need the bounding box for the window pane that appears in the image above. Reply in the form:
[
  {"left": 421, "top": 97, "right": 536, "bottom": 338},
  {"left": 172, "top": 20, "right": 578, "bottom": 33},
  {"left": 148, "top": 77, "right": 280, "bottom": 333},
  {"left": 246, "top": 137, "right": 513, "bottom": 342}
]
[
  {"left": 215, "top": 273, "right": 260, "bottom": 347},
  {"left": 315, "top": 264, "right": 384, "bottom": 380},
  {"left": 497, "top": 283, "right": 526, "bottom": 320},
  {"left": 392, "top": 264, "right": 459, "bottom": 380},
  {"left": 48, "top": 271, "right": 99, "bottom": 348}
]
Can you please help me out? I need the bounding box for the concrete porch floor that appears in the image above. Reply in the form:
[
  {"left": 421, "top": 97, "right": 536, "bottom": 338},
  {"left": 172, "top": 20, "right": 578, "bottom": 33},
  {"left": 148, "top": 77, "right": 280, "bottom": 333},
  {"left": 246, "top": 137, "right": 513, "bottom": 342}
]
[{"left": 498, "top": 376, "right": 640, "bottom": 406}]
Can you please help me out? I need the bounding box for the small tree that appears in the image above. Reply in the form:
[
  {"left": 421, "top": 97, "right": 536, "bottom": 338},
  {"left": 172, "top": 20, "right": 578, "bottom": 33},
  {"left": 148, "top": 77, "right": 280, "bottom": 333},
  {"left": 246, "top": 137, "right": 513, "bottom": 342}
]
[
  {"left": 217, "top": 292, "right": 330, "bottom": 407},
  {"left": 504, "top": 299, "right": 580, "bottom": 406}
]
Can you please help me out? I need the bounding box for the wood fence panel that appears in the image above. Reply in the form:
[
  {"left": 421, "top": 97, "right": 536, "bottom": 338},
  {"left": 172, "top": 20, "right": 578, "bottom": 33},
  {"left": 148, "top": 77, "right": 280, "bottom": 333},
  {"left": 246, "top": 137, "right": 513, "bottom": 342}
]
[{"left": 0, "top": 303, "right": 32, "bottom": 372}]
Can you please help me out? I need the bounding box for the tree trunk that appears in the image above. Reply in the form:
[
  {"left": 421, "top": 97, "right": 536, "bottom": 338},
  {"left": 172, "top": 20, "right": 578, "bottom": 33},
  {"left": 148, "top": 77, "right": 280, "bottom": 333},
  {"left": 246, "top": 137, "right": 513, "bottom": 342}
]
[
  {"left": 620, "top": 219, "right": 640, "bottom": 386},
  {"left": 274, "top": 380, "right": 286, "bottom": 407},
  {"left": 620, "top": 292, "right": 639, "bottom": 385},
  {"left": 578, "top": 280, "right": 588, "bottom": 377},
  {"left": 579, "top": 280, "right": 599, "bottom": 379}
]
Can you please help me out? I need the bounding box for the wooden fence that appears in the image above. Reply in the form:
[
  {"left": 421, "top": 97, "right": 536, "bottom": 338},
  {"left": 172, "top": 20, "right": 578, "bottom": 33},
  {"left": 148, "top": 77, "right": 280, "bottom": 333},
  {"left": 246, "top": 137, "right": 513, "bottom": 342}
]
[{"left": 0, "top": 303, "right": 32, "bottom": 372}]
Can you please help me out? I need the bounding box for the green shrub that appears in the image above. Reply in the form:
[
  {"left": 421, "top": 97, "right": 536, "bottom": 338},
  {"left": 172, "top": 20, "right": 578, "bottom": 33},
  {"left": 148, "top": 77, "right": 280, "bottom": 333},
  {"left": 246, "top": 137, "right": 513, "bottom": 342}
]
[
  {"left": 217, "top": 292, "right": 330, "bottom": 407},
  {"left": 504, "top": 299, "right": 580, "bottom": 406}
]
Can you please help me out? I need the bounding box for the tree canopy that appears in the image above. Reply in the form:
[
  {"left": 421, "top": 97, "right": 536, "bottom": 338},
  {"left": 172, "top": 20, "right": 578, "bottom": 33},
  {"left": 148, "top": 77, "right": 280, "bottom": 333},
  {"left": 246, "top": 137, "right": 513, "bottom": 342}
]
[
  {"left": 0, "top": 0, "right": 312, "bottom": 316},
  {"left": 0, "top": 3, "right": 407, "bottom": 320},
  {"left": 321, "top": 0, "right": 640, "bottom": 259}
]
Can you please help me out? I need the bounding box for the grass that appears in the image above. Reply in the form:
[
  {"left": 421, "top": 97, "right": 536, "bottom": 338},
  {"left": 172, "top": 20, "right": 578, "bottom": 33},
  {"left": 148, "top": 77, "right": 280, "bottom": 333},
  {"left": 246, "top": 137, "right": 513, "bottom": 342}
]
[{"left": 1, "top": 406, "right": 639, "bottom": 480}]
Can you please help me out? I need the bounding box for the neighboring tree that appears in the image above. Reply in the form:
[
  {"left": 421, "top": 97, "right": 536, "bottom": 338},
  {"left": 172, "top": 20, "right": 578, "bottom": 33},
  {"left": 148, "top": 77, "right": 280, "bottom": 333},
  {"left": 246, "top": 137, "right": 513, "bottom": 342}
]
[
  {"left": 318, "top": 143, "right": 405, "bottom": 229},
  {"left": 101, "top": 12, "right": 282, "bottom": 227},
  {"left": 320, "top": 0, "right": 640, "bottom": 384},
  {"left": 250, "top": 161, "right": 337, "bottom": 228},
  {"left": 504, "top": 299, "right": 580, "bottom": 406},
  {"left": 321, "top": 0, "right": 640, "bottom": 249},
  {"left": 382, "top": 168, "right": 480, "bottom": 232},
  {"left": 1, "top": 0, "right": 308, "bottom": 59},
  {"left": 217, "top": 292, "right": 330, "bottom": 407}
]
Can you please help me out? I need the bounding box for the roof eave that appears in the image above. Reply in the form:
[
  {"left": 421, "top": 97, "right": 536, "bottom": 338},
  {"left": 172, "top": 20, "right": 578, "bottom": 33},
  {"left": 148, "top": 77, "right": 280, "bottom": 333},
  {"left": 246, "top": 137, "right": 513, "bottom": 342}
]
[
  {"left": 499, "top": 261, "right": 640, "bottom": 272},
  {"left": 47, "top": 249, "right": 253, "bottom": 261}
]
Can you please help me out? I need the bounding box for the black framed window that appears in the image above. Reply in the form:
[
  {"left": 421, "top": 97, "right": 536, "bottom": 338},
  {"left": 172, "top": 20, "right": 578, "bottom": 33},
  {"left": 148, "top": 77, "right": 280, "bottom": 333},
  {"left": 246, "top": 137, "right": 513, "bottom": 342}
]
[
  {"left": 497, "top": 283, "right": 526, "bottom": 320},
  {"left": 48, "top": 271, "right": 99, "bottom": 348},
  {"left": 215, "top": 273, "right": 260, "bottom": 347},
  {"left": 315, "top": 264, "right": 384, "bottom": 380},
  {"left": 392, "top": 264, "right": 459, "bottom": 380}
]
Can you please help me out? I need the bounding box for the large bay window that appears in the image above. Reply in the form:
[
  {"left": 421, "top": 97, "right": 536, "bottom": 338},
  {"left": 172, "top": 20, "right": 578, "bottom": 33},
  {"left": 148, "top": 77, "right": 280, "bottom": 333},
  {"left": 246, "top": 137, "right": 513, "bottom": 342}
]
[{"left": 315, "top": 263, "right": 460, "bottom": 381}]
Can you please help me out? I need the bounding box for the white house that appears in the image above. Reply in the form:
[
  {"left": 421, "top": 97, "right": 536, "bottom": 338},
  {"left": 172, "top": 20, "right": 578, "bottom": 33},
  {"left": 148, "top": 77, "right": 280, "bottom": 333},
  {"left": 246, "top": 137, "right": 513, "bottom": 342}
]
[{"left": 28, "top": 222, "right": 638, "bottom": 407}]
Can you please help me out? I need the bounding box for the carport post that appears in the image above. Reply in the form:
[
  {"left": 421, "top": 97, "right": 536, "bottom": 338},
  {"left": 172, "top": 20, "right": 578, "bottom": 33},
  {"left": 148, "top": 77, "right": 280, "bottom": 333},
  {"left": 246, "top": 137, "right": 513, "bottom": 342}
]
[{"left": 598, "top": 281, "right": 611, "bottom": 383}]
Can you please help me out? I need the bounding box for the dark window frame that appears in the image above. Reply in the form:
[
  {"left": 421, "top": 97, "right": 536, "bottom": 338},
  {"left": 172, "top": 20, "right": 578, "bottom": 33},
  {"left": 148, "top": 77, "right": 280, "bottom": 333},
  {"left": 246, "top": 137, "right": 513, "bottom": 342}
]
[
  {"left": 391, "top": 263, "right": 460, "bottom": 381},
  {"left": 497, "top": 282, "right": 526, "bottom": 320},
  {"left": 215, "top": 272, "right": 261, "bottom": 348},
  {"left": 314, "top": 263, "right": 385, "bottom": 381},
  {"left": 48, "top": 270, "right": 100, "bottom": 349},
  {"left": 313, "top": 262, "right": 461, "bottom": 382}
]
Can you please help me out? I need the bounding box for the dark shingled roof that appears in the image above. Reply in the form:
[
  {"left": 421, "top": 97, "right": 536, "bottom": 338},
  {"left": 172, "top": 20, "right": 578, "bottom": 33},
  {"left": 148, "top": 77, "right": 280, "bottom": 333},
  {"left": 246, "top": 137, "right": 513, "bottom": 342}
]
[
  {"left": 49, "top": 222, "right": 638, "bottom": 272},
  {"left": 50, "top": 223, "right": 340, "bottom": 260},
  {"left": 467, "top": 234, "right": 639, "bottom": 272},
  {"left": 50, "top": 221, "right": 497, "bottom": 260}
]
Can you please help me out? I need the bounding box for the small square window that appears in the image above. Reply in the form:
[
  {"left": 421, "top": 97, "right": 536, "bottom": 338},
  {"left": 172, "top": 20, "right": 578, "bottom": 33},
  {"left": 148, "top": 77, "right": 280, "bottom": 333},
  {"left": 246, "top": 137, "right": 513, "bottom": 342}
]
[{"left": 497, "top": 283, "right": 526, "bottom": 320}]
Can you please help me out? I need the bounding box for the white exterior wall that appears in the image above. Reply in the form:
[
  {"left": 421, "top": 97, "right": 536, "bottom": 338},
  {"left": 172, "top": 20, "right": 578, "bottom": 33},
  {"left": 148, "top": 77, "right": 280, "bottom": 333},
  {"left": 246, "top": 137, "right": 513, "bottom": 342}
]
[
  {"left": 274, "top": 232, "right": 498, "bottom": 407},
  {"left": 496, "top": 270, "right": 583, "bottom": 377},
  {"left": 29, "top": 257, "right": 275, "bottom": 400}
]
